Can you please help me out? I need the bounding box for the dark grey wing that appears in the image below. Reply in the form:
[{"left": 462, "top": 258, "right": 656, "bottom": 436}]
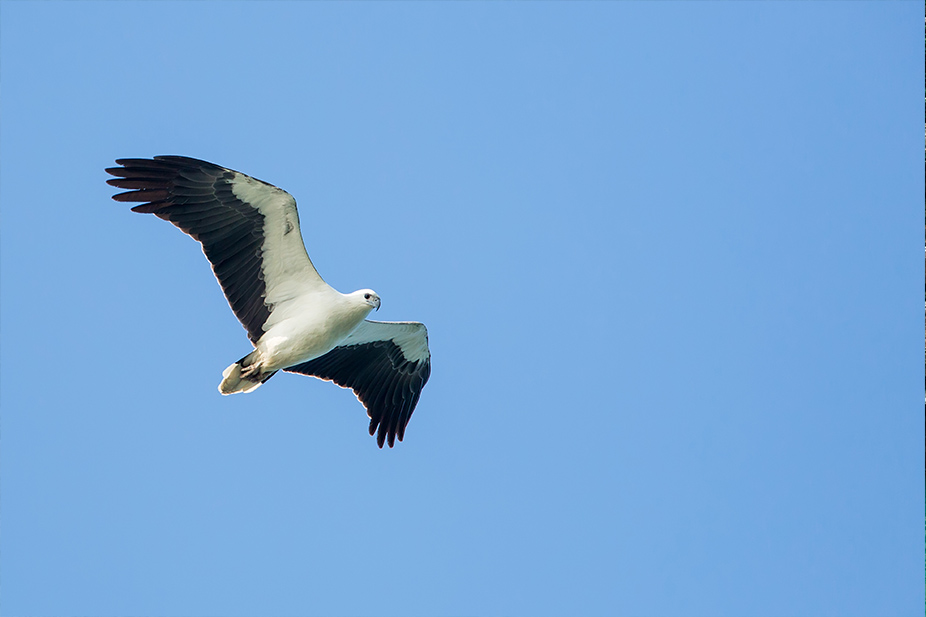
[
  {"left": 285, "top": 321, "right": 431, "bottom": 448},
  {"left": 106, "top": 156, "right": 327, "bottom": 343}
]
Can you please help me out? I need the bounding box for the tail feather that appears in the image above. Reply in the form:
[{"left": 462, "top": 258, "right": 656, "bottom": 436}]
[{"left": 219, "top": 351, "right": 277, "bottom": 395}]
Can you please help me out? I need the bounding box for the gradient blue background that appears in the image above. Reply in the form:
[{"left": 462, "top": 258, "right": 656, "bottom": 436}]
[{"left": 1, "top": 3, "right": 922, "bottom": 616}]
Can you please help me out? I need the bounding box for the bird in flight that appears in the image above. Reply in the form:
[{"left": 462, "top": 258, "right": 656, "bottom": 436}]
[{"left": 106, "top": 156, "right": 430, "bottom": 447}]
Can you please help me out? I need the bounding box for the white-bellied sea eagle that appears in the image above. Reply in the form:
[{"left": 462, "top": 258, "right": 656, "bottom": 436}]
[{"left": 106, "top": 156, "right": 430, "bottom": 448}]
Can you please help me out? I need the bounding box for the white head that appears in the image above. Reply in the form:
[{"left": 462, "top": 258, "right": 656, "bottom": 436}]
[{"left": 352, "top": 288, "right": 381, "bottom": 312}]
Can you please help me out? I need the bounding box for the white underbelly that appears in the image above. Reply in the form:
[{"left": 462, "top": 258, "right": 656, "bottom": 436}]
[{"left": 255, "top": 310, "right": 367, "bottom": 371}]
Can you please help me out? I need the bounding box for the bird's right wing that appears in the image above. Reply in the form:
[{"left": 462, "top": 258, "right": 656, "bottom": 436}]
[{"left": 106, "top": 156, "right": 329, "bottom": 343}]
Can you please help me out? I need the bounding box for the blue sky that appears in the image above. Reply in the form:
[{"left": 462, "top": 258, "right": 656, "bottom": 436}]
[{"left": 0, "top": 2, "right": 922, "bottom": 616}]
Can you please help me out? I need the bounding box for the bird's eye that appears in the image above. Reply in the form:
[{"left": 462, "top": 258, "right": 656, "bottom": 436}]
[{"left": 364, "top": 293, "right": 371, "bottom": 300}]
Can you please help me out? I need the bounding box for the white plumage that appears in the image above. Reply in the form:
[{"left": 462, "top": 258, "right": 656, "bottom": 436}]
[{"left": 107, "top": 156, "right": 430, "bottom": 447}]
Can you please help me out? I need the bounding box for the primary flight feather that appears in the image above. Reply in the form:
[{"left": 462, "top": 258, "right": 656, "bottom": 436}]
[{"left": 106, "top": 155, "right": 430, "bottom": 448}]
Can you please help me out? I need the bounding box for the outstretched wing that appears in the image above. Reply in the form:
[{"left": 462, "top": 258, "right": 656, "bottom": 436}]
[
  {"left": 285, "top": 320, "right": 431, "bottom": 448},
  {"left": 106, "top": 156, "right": 328, "bottom": 343}
]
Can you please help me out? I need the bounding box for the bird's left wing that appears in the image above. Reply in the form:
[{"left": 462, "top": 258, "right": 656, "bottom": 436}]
[
  {"left": 106, "top": 156, "right": 329, "bottom": 343},
  {"left": 285, "top": 320, "right": 431, "bottom": 448}
]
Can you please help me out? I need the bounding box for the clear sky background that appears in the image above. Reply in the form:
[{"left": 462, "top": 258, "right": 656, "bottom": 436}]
[{"left": 1, "top": 3, "right": 922, "bottom": 616}]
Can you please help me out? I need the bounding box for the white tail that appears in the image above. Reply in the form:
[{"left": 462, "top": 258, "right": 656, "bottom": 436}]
[{"left": 218, "top": 351, "right": 277, "bottom": 395}]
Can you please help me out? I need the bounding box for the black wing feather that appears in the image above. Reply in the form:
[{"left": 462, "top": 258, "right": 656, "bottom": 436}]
[{"left": 285, "top": 341, "right": 431, "bottom": 448}]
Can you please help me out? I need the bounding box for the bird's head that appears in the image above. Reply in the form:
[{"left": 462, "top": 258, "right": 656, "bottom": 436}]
[{"left": 356, "top": 289, "right": 381, "bottom": 312}]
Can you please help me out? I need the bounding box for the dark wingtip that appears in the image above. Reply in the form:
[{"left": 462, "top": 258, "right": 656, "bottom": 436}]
[
  {"left": 113, "top": 158, "right": 152, "bottom": 167},
  {"left": 370, "top": 420, "right": 384, "bottom": 448},
  {"left": 373, "top": 422, "right": 399, "bottom": 448},
  {"left": 111, "top": 188, "right": 169, "bottom": 203},
  {"left": 130, "top": 203, "right": 163, "bottom": 214}
]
